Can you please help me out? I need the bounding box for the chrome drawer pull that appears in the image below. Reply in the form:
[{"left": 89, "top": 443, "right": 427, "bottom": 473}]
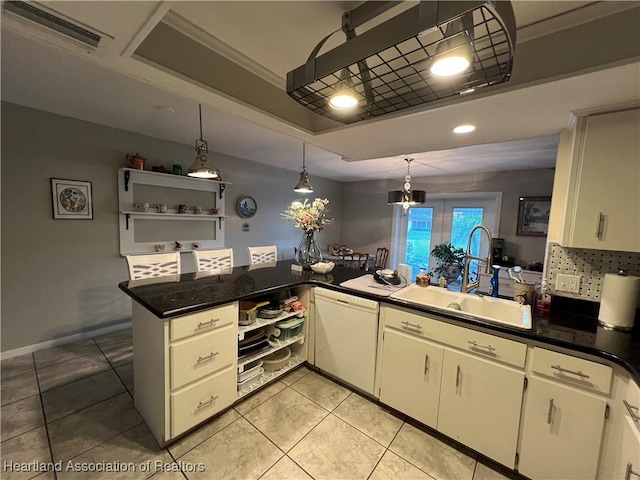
[
  {"left": 551, "top": 364, "right": 590, "bottom": 379},
  {"left": 623, "top": 400, "right": 640, "bottom": 422},
  {"left": 197, "top": 318, "right": 219, "bottom": 329},
  {"left": 197, "top": 395, "right": 219, "bottom": 409},
  {"left": 424, "top": 354, "right": 430, "bottom": 376},
  {"left": 547, "top": 398, "right": 554, "bottom": 424},
  {"left": 467, "top": 340, "right": 496, "bottom": 351},
  {"left": 401, "top": 321, "right": 422, "bottom": 330},
  {"left": 596, "top": 212, "right": 605, "bottom": 240},
  {"left": 196, "top": 352, "right": 219, "bottom": 364},
  {"left": 626, "top": 463, "right": 640, "bottom": 480}
]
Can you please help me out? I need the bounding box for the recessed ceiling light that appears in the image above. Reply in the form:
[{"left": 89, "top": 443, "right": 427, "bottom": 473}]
[{"left": 453, "top": 124, "right": 476, "bottom": 134}]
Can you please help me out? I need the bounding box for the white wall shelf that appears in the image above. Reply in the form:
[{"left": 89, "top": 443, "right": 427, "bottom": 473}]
[{"left": 118, "top": 168, "right": 231, "bottom": 255}]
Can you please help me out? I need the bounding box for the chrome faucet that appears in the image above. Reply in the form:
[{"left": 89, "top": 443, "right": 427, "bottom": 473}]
[{"left": 461, "top": 225, "right": 493, "bottom": 294}]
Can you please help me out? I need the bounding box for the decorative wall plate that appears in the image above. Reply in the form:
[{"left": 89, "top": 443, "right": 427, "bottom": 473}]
[{"left": 237, "top": 195, "right": 257, "bottom": 218}]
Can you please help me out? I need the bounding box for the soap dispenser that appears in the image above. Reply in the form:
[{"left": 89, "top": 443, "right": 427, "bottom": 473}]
[{"left": 489, "top": 265, "right": 501, "bottom": 297}]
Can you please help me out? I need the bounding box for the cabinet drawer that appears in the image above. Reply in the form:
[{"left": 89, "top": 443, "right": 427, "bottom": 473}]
[
  {"left": 531, "top": 347, "right": 612, "bottom": 394},
  {"left": 170, "top": 324, "right": 235, "bottom": 390},
  {"left": 444, "top": 325, "right": 527, "bottom": 369},
  {"left": 170, "top": 303, "right": 237, "bottom": 342},
  {"left": 171, "top": 366, "right": 235, "bottom": 437},
  {"left": 383, "top": 307, "right": 454, "bottom": 343},
  {"left": 384, "top": 307, "right": 526, "bottom": 368}
]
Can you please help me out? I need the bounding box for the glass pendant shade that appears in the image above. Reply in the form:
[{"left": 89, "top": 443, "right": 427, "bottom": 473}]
[{"left": 187, "top": 104, "right": 219, "bottom": 178}]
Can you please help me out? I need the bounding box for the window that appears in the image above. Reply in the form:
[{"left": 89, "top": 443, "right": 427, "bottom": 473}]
[{"left": 391, "top": 194, "right": 502, "bottom": 283}]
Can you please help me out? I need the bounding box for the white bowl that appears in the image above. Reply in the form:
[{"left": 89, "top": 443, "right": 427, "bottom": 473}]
[{"left": 311, "top": 262, "right": 335, "bottom": 274}]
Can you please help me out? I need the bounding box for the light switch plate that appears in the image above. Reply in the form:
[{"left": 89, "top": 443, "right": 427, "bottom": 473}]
[{"left": 556, "top": 274, "right": 581, "bottom": 293}]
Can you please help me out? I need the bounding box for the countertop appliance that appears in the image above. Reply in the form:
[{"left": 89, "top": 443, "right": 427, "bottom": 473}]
[{"left": 314, "top": 288, "right": 379, "bottom": 394}]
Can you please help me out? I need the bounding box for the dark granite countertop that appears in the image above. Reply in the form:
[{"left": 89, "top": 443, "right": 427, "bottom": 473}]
[{"left": 119, "top": 260, "right": 640, "bottom": 384}]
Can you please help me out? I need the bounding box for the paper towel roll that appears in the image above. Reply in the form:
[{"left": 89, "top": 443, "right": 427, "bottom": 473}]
[{"left": 598, "top": 273, "right": 640, "bottom": 330}]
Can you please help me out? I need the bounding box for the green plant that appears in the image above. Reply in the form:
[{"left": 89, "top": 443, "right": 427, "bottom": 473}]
[{"left": 430, "top": 243, "right": 465, "bottom": 279}]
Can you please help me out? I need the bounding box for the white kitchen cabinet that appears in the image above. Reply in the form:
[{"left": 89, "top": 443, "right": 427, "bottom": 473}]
[
  {"left": 132, "top": 301, "right": 238, "bottom": 445},
  {"left": 598, "top": 366, "right": 640, "bottom": 480},
  {"left": 519, "top": 375, "right": 607, "bottom": 479},
  {"left": 438, "top": 348, "right": 525, "bottom": 468},
  {"left": 378, "top": 329, "right": 443, "bottom": 429},
  {"left": 552, "top": 107, "right": 640, "bottom": 252}
]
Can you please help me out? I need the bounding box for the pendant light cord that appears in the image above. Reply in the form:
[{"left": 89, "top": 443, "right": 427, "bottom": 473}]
[
  {"left": 199, "top": 104, "right": 203, "bottom": 141},
  {"left": 302, "top": 143, "right": 306, "bottom": 169}
]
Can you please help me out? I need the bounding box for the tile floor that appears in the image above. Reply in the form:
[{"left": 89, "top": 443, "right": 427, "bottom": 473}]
[{"left": 1, "top": 330, "right": 522, "bottom": 480}]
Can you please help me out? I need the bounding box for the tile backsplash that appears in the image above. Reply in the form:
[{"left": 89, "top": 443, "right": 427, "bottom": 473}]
[{"left": 546, "top": 243, "right": 640, "bottom": 302}]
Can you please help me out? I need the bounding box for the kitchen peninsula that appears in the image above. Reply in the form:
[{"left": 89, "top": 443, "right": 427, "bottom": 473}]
[{"left": 119, "top": 261, "right": 640, "bottom": 479}]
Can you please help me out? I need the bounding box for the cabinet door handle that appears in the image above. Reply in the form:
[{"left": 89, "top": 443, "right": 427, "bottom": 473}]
[
  {"left": 423, "top": 354, "right": 430, "bottom": 376},
  {"left": 196, "top": 352, "right": 219, "bottom": 364},
  {"left": 401, "top": 321, "right": 422, "bottom": 331},
  {"left": 626, "top": 463, "right": 640, "bottom": 480},
  {"left": 551, "top": 364, "right": 590, "bottom": 379},
  {"left": 197, "top": 395, "right": 219, "bottom": 409},
  {"left": 596, "top": 212, "right": 605, "bottom": 239},
  {"left": 623, "top": 400, "right": 640, "bottom": 422},
  {"left": 197, "top": 318, "right": 219, "bottom": 329},
  {"left": 547, "top": 398, "right": 554, "bottom": 424},
  {"left": 455, "top": 365, "right": 461, "bottom": 387},
  {"left": 468, "top": 340, "right": 496, "bottom": 352}
]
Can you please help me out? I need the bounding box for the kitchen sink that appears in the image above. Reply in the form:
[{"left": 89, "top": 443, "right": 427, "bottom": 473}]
[
  {"left": 454, "top": 294, "right": 531, "bottom": 329},
  {"left": 390, "top": 284, "right": 532, "bottom": 330},
  {"left": 389, "top": 284, "right": 463, "bottom": 308}
]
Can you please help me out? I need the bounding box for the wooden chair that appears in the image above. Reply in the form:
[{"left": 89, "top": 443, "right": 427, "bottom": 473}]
[
  {"left": 192, "top": 248, "right": 233, "bottom": 273},
  {"left": 248, "top": 245, "right": 278, "bottom": 265},
  {"left": 371, "top": 247, "right": 389, "bottom": 271},
  {"left": 342, "top": 252, "right": 370, "bottom": 270},
  {"left": 126, "top": 252, "right": 181, "bottom": 280}
]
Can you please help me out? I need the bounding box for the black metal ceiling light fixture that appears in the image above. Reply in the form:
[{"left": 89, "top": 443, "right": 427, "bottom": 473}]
[
  {"left": 188, "top": 104, "right": 220, "bottom": 179},
  {"left": 286, "top": 1, "right": 516, "bottom": 125},
  {"left": 294, "top": 143, "right": 314, "bottom": 193},
  {"left": 388, "top": 158, "right": 426, "bottom": 214}
]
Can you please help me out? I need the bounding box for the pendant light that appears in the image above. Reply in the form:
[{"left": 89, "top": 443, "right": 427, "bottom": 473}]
[
  {"left": 387, "top": 158, "right": 426, "bottom": 214},
  {"left": 188, "top": 104, "right": 220, "bottom": 179},
  {"left": 294, "top": 143, "right": 314, "bottom": 193},
  {"left": 328, "top": 68, "right": 358, "bottom": 110},
  {"left": 429, "top": 18, "right": 473, "bottom": 78}
]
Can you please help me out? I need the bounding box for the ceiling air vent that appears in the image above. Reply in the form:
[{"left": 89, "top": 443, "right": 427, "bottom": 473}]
[{"left": 4, "top": 1, "right": 101, "bottom": 48}]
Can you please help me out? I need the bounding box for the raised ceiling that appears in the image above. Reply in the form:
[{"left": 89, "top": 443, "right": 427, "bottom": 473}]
[{"left": 1, "top": 1, "right": 639, "bottom": 182}]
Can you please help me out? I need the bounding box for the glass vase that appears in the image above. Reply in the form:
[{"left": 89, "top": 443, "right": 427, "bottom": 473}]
[{"left": 297, "top": 230, "right": 323, "bottom": 268}]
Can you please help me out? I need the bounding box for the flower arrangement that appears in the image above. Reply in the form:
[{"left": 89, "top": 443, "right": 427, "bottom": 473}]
[{"left": 282, "top": 198, "right": 333, "bottom": 232}]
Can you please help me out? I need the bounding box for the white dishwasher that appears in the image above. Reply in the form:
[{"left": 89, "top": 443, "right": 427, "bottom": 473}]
[{"left": 314, "top": 288, "right": 379, "bottom": 395}]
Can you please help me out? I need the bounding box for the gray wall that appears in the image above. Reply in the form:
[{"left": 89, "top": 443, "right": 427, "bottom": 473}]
[
  {"left": 1, "top": 102, "right": 342, "bottom": 351},
  {"left": 341, "top": 169, "right": 555, "bottom": 268},
  {"left": 1, "top": 102, "right": 554, "bottom": 352}
]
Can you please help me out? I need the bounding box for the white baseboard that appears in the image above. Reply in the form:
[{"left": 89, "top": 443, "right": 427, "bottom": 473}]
[{"left": 0, "top": 321, "right": 132, "bottom": 360}]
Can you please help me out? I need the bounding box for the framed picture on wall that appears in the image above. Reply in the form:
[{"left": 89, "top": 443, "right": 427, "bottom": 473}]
[
  {"left": 517, "top": 196, "right": 551, "bottom": 236},
  {"left": 51, "top": 178, "right": 93, "bottom": 220}
]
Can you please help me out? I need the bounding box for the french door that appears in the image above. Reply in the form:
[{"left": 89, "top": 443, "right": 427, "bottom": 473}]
[{"left": 393, "top": 195, "right": 501, "bottom": 282}]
